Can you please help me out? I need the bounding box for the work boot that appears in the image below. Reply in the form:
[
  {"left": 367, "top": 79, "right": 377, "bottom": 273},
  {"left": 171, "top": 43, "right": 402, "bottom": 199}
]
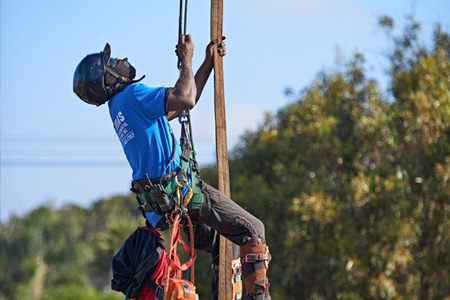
[{"left": 240, "top": 242, "right": 271, "bottom": 300}]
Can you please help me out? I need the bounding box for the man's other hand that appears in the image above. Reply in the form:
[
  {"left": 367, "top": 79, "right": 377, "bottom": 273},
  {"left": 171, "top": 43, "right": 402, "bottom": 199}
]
[{"left": 206, "top": 36, "right": 226, "bottom": 61}]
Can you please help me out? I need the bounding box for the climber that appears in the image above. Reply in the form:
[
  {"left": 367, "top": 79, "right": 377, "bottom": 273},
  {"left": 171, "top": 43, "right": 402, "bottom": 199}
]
[{"left": 73, "top": 34, "right": 271, "bottom": 300}]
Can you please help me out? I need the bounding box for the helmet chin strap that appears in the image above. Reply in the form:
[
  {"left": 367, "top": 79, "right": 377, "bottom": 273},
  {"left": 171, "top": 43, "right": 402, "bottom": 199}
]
[
  {"left": 104, "top": 67, "right": 146, "bottom": 97},
  {"left": 105, "top": 66, "right": 145, "bottom": 84},
  {"left": 105, "top": 67, "right": 128, "bottom": 83}
]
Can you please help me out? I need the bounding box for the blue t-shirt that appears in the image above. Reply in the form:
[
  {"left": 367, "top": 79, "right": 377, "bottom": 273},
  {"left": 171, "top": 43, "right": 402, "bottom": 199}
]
[
  {"left": 108, "top": 84, "right": 183, "bottom": 227},
  {"left": 108, "top": 84, "right": 182, "bottom": 180}
]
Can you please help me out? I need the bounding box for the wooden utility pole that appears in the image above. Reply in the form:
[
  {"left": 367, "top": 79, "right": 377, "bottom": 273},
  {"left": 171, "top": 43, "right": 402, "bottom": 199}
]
[{"left": 211, "top": 0, "right": 233, "bottom": 299}]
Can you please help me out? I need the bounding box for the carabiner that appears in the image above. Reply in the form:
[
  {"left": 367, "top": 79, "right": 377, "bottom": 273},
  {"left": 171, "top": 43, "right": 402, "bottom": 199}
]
[
  {"left": 178, "top": 110, "right": 188, "bottom": 124},
  {"left": 175, "top": 185, "right": 182, "bottom": 208},
  {"left": 174, "top": 176, "right": 193, "bottom": 208}
]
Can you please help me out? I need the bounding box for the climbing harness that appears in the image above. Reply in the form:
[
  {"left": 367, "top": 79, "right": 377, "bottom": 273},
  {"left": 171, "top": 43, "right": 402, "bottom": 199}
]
[
  {"left": 130, "top": 112, "right": 204, "bottom": 221},
  {"left": 178, "top": 111, "right": 204, "bottom": 215}
]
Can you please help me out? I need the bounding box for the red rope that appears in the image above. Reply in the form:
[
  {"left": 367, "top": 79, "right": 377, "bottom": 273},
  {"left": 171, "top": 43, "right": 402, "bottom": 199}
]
[{"left": 163, "top": 211, "right": 196, "bottom": 300}]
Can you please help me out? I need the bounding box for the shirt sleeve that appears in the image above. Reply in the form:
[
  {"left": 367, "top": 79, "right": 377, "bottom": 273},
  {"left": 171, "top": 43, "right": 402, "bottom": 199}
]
[{"left": 133, "top": 84, "right": 167, "bottom": 119}]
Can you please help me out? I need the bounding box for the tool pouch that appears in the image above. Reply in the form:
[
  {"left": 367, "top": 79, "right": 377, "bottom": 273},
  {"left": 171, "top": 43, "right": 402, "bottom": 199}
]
[
  {"left": 132, "top": 180, "right": 175, "bottom": 216},
  {"left": 150, "top": 186, "right": 174, "bottom": 214}
]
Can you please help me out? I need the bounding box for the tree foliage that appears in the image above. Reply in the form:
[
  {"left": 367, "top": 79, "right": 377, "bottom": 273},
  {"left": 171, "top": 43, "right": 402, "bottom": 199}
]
[
  {"left": 224, "top": 15, "right": 450, "bottom": 299},
  {"left": 0, "top": 196, "right": 140, "bottom": 300},
  {"left": 1, "top": 15, "right": 449, "bottom": 300}
]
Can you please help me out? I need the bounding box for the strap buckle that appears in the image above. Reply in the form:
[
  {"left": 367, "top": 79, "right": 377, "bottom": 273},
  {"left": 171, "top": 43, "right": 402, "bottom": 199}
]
[{"left": 243, "top": 253, "right": 271, "bottom": 263}]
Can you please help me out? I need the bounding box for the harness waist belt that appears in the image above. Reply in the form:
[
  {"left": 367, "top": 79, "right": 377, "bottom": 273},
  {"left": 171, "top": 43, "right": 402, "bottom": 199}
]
[
  {"left": 132, "top": 168, "right": 180, "bottom": 193},
  {"left": 131, "top": 145, "right": 204, "bottom": 217}
]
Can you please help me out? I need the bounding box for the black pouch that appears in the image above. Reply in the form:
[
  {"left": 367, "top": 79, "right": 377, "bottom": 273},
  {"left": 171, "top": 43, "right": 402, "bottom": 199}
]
[{"left": 150, "top": 186, "right": 174, "bottom": 214}]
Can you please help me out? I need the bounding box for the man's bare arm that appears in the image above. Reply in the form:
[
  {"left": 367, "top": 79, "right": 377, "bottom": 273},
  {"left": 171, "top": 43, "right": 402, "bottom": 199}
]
[
  {"left": 194, "top": 37, "right": 226, "bottom": 104},
  {"left": 166, "top": 37, "right": 226, "bottom": 121},
  {"left": 166, "top": 34, "right": 196, "bottom": 120}
]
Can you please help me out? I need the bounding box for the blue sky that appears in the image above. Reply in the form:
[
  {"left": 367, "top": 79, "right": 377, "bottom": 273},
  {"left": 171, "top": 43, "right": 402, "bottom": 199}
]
[{"left": 1, "top": 0, "right": 449, "bottom": 222}]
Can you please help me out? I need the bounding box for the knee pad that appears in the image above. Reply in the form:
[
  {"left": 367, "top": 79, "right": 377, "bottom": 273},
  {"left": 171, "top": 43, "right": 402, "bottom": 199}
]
[{"left": 235, "top": 217, "right": 265, "bottom": 244}]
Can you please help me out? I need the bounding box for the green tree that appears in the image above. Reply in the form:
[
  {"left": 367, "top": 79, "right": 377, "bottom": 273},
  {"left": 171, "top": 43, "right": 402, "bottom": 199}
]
[
  {"left": 207, "top": 15, "right": 450, "bottom": 299},
  {"left": 385, "top": 16, "right": 450, "bottom": 299},
  {"left": 0, "top": 195, "right": 141, "bottom": 300},
  {"left": 0, "top": 206, "right": 93, "bottom": 299}
]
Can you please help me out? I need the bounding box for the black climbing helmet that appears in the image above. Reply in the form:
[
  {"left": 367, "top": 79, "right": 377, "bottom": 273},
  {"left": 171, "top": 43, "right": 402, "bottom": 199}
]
[{"left": 73, "top": 43, "right": 145, "bottom": 106}]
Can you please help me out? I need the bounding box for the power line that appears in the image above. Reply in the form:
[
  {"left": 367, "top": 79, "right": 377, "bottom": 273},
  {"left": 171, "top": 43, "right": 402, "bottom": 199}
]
[
  {"left": 1, "top": 159, "right": 129, "bottom": 168},
  {"left": 0, "top": 135, "right": 221, "bottom": 168}
]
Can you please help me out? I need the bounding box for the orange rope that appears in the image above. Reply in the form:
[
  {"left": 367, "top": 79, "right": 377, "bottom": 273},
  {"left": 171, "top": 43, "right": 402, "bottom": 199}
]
[
  {"left": 163, "top": 212, "right": 196, "bottom": 299},
  {"left": 186, "top": 215, "right": 195, "bottom": 283},
  {"left": 164, "top": 212, "right": 180, "bottom": 300}
]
